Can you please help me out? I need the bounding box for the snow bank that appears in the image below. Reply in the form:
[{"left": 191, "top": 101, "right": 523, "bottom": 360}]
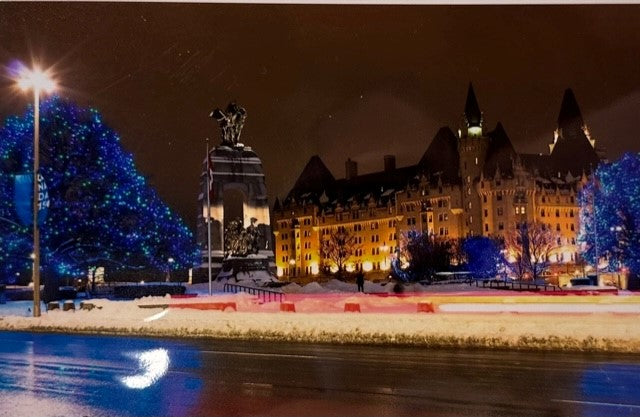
[
  {"left": 2, "top": 292, "right": 640, "bottom": 353},
  {"left": 300, "top": 282, "right": 329, "bottom": 294}
]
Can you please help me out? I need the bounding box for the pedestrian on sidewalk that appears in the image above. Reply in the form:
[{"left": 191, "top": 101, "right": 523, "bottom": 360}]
[{"left": 356, "top": 271, "right": 365, "bottom": 293}]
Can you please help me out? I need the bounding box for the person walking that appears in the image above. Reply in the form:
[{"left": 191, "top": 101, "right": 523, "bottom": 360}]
[{"left": 356, "top": 271, "right": 365, "bottom": 293}]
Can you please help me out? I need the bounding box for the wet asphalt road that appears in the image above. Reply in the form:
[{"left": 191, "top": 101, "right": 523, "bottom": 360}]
[{"left": 0, "top": 331, "right": 640, "bottom": 416}]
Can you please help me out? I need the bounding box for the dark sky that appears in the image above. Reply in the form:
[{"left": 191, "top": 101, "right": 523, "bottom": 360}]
[{"left": 1, "top": 4, "right": 640, "bottom": 231}]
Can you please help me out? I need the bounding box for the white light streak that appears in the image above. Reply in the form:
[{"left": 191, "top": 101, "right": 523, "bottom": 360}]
[{"left": 120, "top": 349, "right": 170, "bottom": 389}]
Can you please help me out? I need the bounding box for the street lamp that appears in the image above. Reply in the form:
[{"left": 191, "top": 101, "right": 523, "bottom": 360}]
[
  {"left": 16, "top": 65, "right": 56, "bottom": 317},
  {"left": 610, "top": 225, "right": 623, "bottom": 288},
  {"left": 289, "top": 258, "right": 296, "bottom": 278},
  {"left": 381, "top": 242, "right": 389, "bottom": 270},
  {"left": 167, "top": 257, "right": 175, "bottom": 282}
]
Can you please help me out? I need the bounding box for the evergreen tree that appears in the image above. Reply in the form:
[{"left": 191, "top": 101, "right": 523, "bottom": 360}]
[
  {"left": 462, "top": 236, "right": 504, "bottom": 279},
  {"left": 0, "top": 97, "right": 199, "bottom": 285},
  {"left": 579, "top": 153, "right": 640, "bottom": 277}
]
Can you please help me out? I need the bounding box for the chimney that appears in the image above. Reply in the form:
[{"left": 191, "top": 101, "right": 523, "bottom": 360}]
[
  {"left": 345, "top": 158, "right": 358, "bottom": 180},
  {"left": 384, "top": 155, "right": 396, "bottom": 172}
]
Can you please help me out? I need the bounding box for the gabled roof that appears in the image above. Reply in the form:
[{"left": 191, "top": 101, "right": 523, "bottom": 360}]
[
  {"left": 520, "top": 153, "right": 553, "bottom": 177},
  {"left": 287, "top": 155, "right": 336, "bottom": 200},
  {"left": 483, "top": 122, "right": 518, "bottom": 178},
  {"left": 418, "top": 126, "right": 460, "bottom": 184},
  {"left": 464, "top": 83, "right": 482, "bottom": 127},
  {"left": 332, "top": 165, "right": 419, "bottom": 201}
]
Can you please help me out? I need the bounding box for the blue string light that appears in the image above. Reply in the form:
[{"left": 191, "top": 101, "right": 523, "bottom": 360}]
[
  {"left": 0, "top": 96, "right": 199, "bottom": 282},
  {"left": 578, "top": 152, "right": 640, "bottom": 276}
]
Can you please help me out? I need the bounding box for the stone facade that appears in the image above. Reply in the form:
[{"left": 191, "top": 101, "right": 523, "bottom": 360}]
[{"left": 273, "top": 85, "right": 603, "bottom": 280}]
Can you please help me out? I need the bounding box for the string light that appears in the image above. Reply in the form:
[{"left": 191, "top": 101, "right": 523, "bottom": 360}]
[
  {"left": 0, "top": 96, "right": 199, "bottom": 281},
  {"left": 578, "top": 152, "right": 640, "bottom": 276}
]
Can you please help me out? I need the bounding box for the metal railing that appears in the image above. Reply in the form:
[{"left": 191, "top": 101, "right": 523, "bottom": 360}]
[
  {"left": 509, "top": 280, "right": 560, "bottom": 292},
  {"left": 474, "top": 278, "right": 559, "bottom": 292},
  {"left": 223, "top": 283, "right": 284, "bottom": 302}
]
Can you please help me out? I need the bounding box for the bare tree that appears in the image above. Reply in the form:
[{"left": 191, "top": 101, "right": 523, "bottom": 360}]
[
  {"left": 505, "top": 222, "right": 558, "bottom": 281},
  {"left": 393, "top": 231, "right": 453, "bottom": 282},
  {"left": 320, "top": 229, "right": 358, "bottom": 274}
]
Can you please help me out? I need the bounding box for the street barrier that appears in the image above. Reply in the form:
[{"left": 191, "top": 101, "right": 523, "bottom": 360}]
[
  {"left": 417, "top": 302, "right": 436, "bottom": 313},
  {"left": 344, "top": 302, "right": 361, "bottom": 312},
  {"left": 280, "top": 302, "right": 296, "bottom": 312}
]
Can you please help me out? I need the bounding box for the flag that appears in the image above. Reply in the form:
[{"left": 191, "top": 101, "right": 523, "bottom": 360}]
[{"left": 206, "top": 147, "right": 214, "bottom": 201}]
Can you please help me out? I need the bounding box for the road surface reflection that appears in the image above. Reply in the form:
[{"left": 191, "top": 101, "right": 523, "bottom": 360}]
[{"left": 0, "top": 332, "right": 639, "bottom": 416}]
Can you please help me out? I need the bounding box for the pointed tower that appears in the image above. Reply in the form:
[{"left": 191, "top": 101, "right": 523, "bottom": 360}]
[
  {"left": 557, "top": 88, "right": 584, "bottom": 131},
  {"left": 548, "top": 88, "right": 600, "bottom": 175},
  {"left": 458, "top": 83, "right": 490, "bottom": 237},
  {"left": 464, "top": 83, "right": 483, "bottom": 137}
]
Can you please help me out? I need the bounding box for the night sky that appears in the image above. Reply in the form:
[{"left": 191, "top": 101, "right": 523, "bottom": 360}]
[{"left": 1, "top": 4, "right": 640, "bottom": 231}]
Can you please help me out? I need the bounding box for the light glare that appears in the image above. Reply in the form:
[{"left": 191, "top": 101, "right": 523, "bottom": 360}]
[
  {"left": 120, "top": 348, "right": 170, "bottom": 389},
  {"left": 16, "top": 66, "right": 56, "bottom": 93}
]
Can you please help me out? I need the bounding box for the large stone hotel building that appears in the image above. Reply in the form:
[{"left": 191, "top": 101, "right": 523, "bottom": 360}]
[{"left": 272, "top": 85, "right": 603, "bottom": 279}]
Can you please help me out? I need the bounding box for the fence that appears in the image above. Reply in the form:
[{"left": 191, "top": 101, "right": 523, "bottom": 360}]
[
  {"left": 223, "top": 283, "right": 284, "bottom": 303},
  {"left": 474, "top": 278, "right": 559, "bottom": 292}
]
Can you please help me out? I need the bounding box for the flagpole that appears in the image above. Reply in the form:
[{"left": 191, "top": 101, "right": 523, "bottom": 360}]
[{"left": 206, "top": 138, "right": 213, "bottom": 296}]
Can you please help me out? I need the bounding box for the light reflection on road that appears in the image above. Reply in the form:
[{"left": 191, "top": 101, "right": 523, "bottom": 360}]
[
  {"left": 0, "top": 332, "right": 640, "bottom": 416},
  {"left": 120, "top": 348, "right": 170, "bottom": 390},
  {"left": 0, "top": 333, "right": 201, "bottom": 417}
]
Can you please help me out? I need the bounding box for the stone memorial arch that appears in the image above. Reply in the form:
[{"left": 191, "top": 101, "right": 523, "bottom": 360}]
[{"left": 196, "top": 102, "right": 274, "bottom": 277}]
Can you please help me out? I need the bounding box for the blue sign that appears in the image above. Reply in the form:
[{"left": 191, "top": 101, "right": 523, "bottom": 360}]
[{"left": 13, "top": 173, "right": 49, "bottom": 226}]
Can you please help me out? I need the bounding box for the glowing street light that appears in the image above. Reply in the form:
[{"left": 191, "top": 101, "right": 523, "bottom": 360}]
[
  {"left": 289, "top": 258, "right": 296, "bottom": 277},
  {"left": 381, "top": 242, "right": 390, "bottom": 270},
  {"left": 166, "top": 257, "right": 175, "bottom": 282},
  {"left": 16, "top": 64, "right": 57, "bottom": 318},
  {"left": 17, "top": 67, "right": 56, "bottom": 94}
]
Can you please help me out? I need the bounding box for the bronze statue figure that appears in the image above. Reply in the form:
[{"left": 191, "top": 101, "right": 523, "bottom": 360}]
[{"left": 210, "top": 102, "right": 247, "bottom": 147}]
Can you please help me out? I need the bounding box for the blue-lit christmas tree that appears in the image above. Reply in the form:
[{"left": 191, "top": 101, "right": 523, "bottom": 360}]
[
  {"left": 578, "top": 152, "right": 640, "bottom": 279},
  {"left": 0, "top": 97, "right": 199, "bottom": 286},
  {"left": 462, "top": 236, "right": 504, "bottom": 279}
]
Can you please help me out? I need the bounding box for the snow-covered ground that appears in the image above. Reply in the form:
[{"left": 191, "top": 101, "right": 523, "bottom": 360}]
[{"left": 1, "top": 274, "right": 639, "bottom": 353}]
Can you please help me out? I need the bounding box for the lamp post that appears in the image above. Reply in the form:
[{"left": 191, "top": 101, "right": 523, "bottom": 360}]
[
  {"left": 166, "top": 257, "right": 175, "bottom": 282},
  {"left": 16, "top": 66, "right": 56, "bottom": 318},
  {"left": 610, "top": 225, "right": 623, "bottom": 288},
  {"left": 289, "top": 258, "right": 296, "bottom": 278},
  {"left": 381, "top": 242, "right": 389, "bottom": 270}
]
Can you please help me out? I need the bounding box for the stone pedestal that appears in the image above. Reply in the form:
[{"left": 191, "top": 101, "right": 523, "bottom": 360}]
[{"left": 196, "top": 144, "right": 275, "bottom": 280}]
